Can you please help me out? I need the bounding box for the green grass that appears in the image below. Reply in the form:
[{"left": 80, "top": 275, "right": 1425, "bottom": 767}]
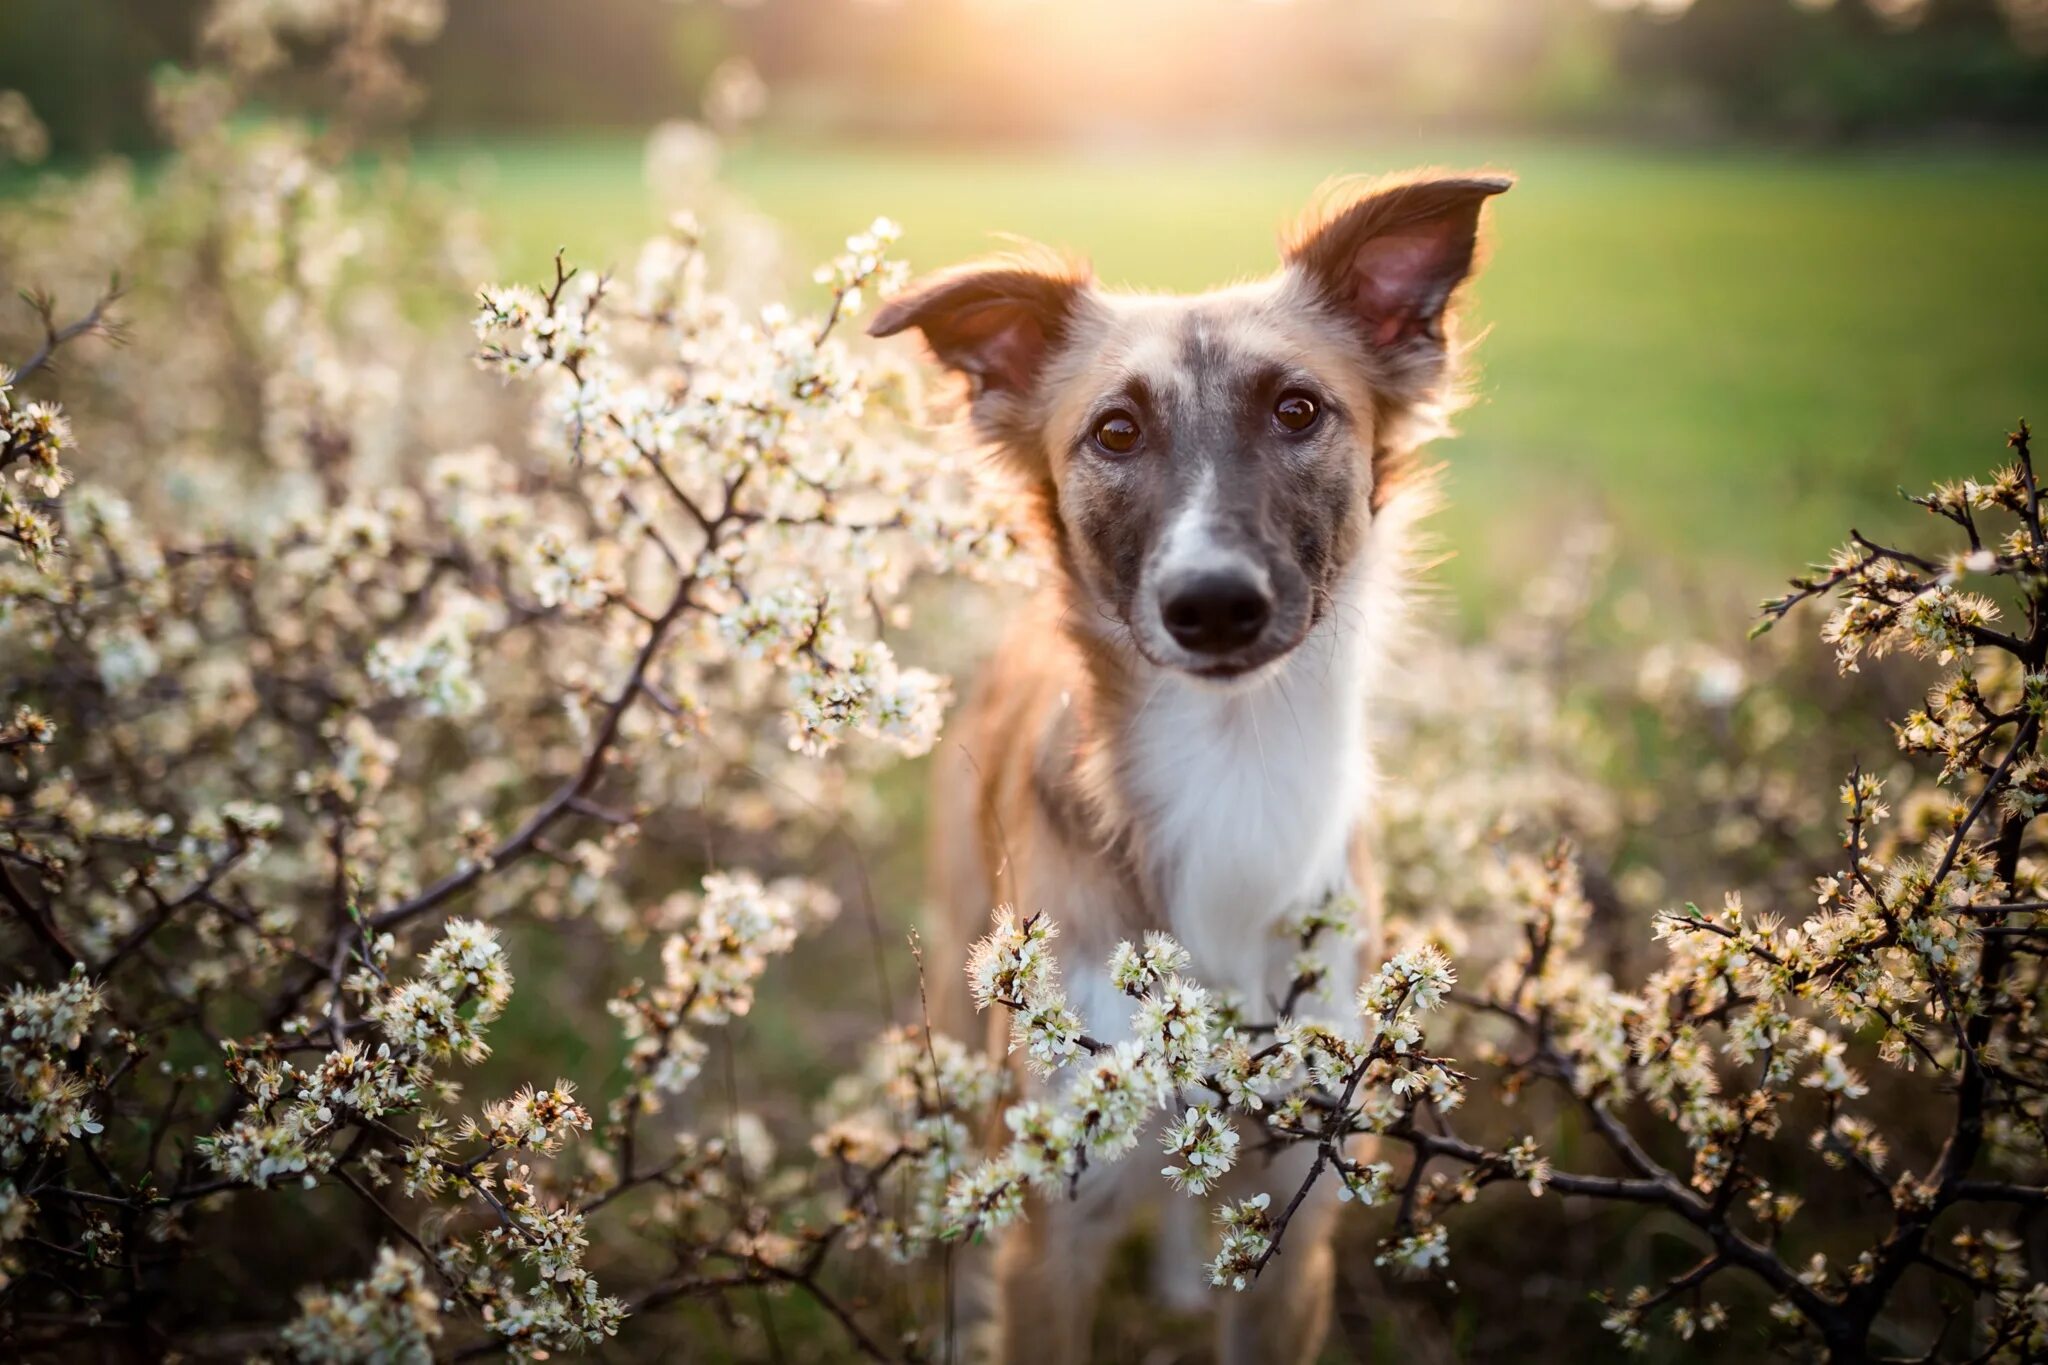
[{"left": 423, "top": 133, "right": 2048, "bottom": 607}]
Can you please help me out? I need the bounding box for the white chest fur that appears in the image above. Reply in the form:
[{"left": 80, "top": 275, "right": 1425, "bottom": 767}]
[{"left": 1117, "top": 585, "right": 1377, "bottom": 1010}]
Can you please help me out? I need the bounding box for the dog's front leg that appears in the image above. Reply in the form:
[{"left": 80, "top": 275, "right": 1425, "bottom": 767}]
[{"left": 990, "top": 1178, "right": 1132, "bottom": 1365}]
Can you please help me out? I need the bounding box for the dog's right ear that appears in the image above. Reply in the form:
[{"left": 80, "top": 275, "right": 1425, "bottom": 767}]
[
  {"left": 1283, "top": 171, "right": 1511, "bottom": 399},
  {"left": 868, "top": 253, "right": 1089, "bottom": 434}
]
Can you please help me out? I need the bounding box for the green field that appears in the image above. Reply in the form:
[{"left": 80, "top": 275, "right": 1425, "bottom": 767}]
[{"left": 427, "top": 134, "right": 2048, "bottom": 606}]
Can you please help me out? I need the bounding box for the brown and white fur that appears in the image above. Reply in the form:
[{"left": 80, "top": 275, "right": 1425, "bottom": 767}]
[{"left": 871, "top": 170, "right": 1511, "bottom": 1365}]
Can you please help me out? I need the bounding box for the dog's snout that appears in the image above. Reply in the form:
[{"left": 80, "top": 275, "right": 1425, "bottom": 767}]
[{"left": 1159, "top": 569, "right": 1272, "bottom": 655}]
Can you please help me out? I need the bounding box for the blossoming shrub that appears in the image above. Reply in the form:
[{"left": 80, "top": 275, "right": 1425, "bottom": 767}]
[
  {"left": 790, "top": 432, "right": 2046, "bottom": 1364},
  {"left": 5, "top": 5, "right": 2048, "bottom": 1362},
  {"left": 1, "top": 4, "right": 1017, "bottom": 1357}
]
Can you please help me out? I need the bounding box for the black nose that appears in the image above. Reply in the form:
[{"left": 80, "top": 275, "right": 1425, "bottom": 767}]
[{"left": 1159, "top": 570, "right": 1272, "bottom": 655}]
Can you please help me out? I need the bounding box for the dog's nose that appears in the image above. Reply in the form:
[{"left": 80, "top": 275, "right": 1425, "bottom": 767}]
[{"left": 1159, "top": 570, "right": 1272, "bottom": 655}]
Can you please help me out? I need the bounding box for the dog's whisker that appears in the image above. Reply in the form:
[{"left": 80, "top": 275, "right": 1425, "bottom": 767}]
[
  {"left": 1246, "top": 692, "right": 1272, "bottom": 792},
  {"left": 1127, "top": 672, "right": 1169, "bottom": 730},
  {"left": 1276, "top": 668, "right": 1309, "bottom": 752}
]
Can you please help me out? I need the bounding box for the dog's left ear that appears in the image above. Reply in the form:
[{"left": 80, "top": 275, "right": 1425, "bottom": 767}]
[
  {"left": 867, "top": 253, "right": 1087, "bottom": 397},
  {"left": 867, "top": 252, "right": 1090, "bottom": 465},
  {"left": 1284, "top": 172, "right": 1512, "bottom": 363}
]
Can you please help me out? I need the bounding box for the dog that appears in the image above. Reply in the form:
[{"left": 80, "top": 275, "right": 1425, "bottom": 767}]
[{"left": 870, "top": 169, "right": 1511, "bottom": 1365}]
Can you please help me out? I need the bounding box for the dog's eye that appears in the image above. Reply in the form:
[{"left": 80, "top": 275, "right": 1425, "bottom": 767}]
[
  {"left": 1274, "top": 392, "right": 1320, "bottom": 433},
  {"left": 1094, "top": 412, "right": 1142, "bottom": 455}
]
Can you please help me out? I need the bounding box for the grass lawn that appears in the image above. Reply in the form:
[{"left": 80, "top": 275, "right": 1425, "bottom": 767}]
[{"left": 428, "top": 132, "right": 2048, "bottom": 609}]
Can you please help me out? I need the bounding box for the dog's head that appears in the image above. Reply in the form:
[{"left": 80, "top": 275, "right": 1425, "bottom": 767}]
[{"left": 872, "top": 171, "right": 1509, "bottom": 682}]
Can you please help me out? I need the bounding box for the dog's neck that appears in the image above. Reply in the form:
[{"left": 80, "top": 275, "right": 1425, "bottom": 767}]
[{"left": 1058, "top": 478, "right": 1427, "bottom": 997}]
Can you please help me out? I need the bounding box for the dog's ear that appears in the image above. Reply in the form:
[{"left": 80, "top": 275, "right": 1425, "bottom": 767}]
[
  {"left": 868, "top": 252, "right": 1089, "bottom": 422},
  {"left": 1284, "top": 172, "right": 1511, "bottom": 365}
]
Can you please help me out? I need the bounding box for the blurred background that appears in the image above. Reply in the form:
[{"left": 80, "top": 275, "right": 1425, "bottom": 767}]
[{"left": 6, "top": 0, "right": 2047, "bottom": 611}]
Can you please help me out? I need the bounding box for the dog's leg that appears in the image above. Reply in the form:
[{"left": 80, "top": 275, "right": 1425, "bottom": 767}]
[
  {"left": 1213, "top": 1149, "right": 1340, "bottom": 1365},
  {"left": 991, "top": 1184, "right": 1127, "bottom": 1365},
  {"left": 1150, "top": 1193, "right": 1213, "bottom": 1314}
]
